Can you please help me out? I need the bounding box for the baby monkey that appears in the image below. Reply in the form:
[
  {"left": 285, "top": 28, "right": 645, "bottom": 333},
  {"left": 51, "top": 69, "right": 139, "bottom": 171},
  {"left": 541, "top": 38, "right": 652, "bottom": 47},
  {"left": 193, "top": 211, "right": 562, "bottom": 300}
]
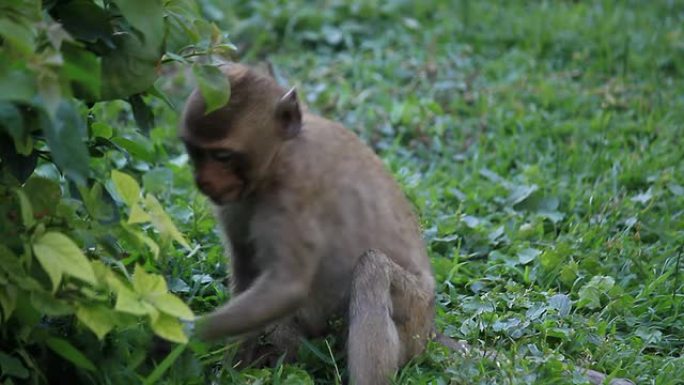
[{"left": 180, "top": 63, "right": 435, "bottom": 385}]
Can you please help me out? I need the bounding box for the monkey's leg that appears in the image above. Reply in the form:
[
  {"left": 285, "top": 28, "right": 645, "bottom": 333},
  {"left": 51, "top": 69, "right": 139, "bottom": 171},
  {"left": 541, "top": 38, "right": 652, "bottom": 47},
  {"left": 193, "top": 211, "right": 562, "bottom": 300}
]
[
  {"left": 231, "top": 321, "right": 302, "bottom": 368},
  {"left": 348, "top": 249, "right": 433, "bottom": 385}
]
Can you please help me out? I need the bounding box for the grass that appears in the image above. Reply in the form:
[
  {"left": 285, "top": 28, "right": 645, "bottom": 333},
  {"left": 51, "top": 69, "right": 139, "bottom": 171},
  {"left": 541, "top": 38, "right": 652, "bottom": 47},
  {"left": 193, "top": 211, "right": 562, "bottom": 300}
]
[{"left": 151, "top": 1, "right": 684, "bottom": 384}]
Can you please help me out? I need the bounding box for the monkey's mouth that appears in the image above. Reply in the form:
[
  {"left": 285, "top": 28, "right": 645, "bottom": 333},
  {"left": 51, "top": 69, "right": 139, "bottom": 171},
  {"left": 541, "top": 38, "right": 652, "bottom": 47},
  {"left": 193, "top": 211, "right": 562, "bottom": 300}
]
[{"left": 206, "top": 186, "right": 244, "bottom": 205}]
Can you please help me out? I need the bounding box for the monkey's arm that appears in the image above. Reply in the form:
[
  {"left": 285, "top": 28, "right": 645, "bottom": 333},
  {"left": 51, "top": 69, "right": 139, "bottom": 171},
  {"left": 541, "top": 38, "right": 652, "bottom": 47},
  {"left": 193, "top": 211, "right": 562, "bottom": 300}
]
[
  {"left": 195, "top": 268, "right": 308, "bottom": 340},
  {"left": 196, "top": 207, "right": 320, "bottom": 340}
]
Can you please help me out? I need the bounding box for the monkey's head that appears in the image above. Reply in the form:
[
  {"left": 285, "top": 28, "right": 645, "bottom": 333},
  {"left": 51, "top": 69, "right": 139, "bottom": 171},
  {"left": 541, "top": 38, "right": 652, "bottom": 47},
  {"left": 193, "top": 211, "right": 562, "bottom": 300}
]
[{"left": 179, "top": 64, "right": 302, "bottom": 205}]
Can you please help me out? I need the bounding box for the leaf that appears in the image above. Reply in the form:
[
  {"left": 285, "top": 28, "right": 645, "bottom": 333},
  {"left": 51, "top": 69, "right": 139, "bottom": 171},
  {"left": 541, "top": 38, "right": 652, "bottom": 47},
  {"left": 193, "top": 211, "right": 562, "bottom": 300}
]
[
  {"left": 151, "top": 313, "right": 188, "bottom": 344},
  {"left": 23, "top": 177, "right": 61, "bottom": 218},
  {"left": 111, "top": 170, "right": 141, "bottom": 207},
  {"left": 128, "top": 203, "right": 151, "bottom": 224},
  {"left": 49, "top": 0, "right": 114, "bottom": 45},
  {"left": 577, "top": 276, "right": 615, "bottom": 310},
  {"left": 192, "top": 63, "right": 230, "bottom": 114},
  {"left": 30, "top": 291, "right": 73, "bottom": 316},
  {"left": 0, "top": 284, "right": 18, "bottom": 321},
  {"left": 14, "top": 189, "right": 34, "bottom": 228},
  {"left": 76, "top": 304, "right": 116, "bottom": 340},
  {"left": 41, "top": 102, "right": 90, "bottom": 185},
  {"left": 32, "top": 232, "right": 96, "bottom": 291},
  {"left": 0, "top": 101, "right": 29, "bottom": 154},
  {"left": 99, "top": 0, "right": 165, "bottom": 100},
  {"left": 631, "top": 189, "right": 653, "bottom": 204},
  {"left": 129, "top": 94, "right": 154, "bottom": 133},
  {"left": 144, "top": 194, "right": 190, "bottom": 249},
  {"left": 62, "top": 43, "right": 101, "bottom": 101},
  {"left": 0, "top": 64, "right": 36, "bottom": 103},
  {"left": 112, "top": 0, "right": 164, "bottom": 42},
  {"left": 0, "top": 352, "right": 29, "bottom": 379},
  {"left": 0, "top": 133, "right": 37, "bottom": 183},
  {"left": 114, "top": 286, "right": 148, "bottom": 316},
  {"left": 507, "top": 184, "right": 539, "bottom": 206},
  {"left": 548, "top": 294, "right": 572, "bottom": 317},
  {"left": 142, "top": 343, "right": 187, "bottom": 385},
  {"left": 133, "top": 265, "right": 167, "bottom": 294},
  {"left": 0, "top": 18, "right": 35, "bottom": 55},
  {"left": 45, "top": 337, "right": 97, "bottom": 371},
  {"left": 91, "top": 122, "right": 113, "bottom": 139},
  {"left": 149, "top": 293, "right": 194, "bottom": 320},
  {"left": 517, "top": 248, "right": 541, "bottom": 264}
]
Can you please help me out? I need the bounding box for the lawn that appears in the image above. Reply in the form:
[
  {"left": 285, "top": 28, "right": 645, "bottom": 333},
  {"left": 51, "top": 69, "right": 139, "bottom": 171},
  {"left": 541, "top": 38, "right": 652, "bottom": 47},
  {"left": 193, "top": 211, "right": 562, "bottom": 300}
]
[
  {"left": 1, "top": 1, "right": 683, "bottom": 384},
  {"left": 189, "top": 1, "right": 682, "bottom": 383}
]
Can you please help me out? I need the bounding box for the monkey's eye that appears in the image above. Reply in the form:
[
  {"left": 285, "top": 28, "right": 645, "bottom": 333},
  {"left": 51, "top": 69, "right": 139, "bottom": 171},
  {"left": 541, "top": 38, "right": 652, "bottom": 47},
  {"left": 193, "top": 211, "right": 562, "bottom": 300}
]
[{"left": 211, "top": 150, "right": 235, "bottom": 163}]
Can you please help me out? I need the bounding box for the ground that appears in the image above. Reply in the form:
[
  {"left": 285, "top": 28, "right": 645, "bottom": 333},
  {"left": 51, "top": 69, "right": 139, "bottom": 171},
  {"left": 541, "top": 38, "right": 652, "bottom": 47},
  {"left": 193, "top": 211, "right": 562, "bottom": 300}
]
[{"left": 156, "top": 1, "right": 683, "bottom": 384}]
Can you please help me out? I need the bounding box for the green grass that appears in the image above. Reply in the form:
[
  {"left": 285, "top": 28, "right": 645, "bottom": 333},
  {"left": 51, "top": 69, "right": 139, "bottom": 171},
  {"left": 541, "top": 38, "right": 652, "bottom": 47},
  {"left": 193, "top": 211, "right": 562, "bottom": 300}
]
[{"left": 153, "top": 1, "right": 684, "bottom": 384}]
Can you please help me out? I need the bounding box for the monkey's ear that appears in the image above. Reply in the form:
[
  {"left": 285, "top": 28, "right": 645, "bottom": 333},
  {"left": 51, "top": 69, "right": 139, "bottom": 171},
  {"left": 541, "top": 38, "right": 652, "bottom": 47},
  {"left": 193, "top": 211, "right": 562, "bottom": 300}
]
[{"left": 275, "top": 87, "right": 302, "bottom": 139}]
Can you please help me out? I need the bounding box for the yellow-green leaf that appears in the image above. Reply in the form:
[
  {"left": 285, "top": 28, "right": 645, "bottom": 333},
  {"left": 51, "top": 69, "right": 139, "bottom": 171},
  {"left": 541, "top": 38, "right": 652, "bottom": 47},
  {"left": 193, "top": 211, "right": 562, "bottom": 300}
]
[
  {"left": 111, "top": 170, "right": 141, "bottom": 207},
  {"left": 144, "top": 194, "right": 190, "bottom": 249},
  {"left": 128, "top": 202, "right": 151, "bottom": 224},
  {"left": 32, "top": 232, "right": 96, "bottom": 291},
  {"left": 76, "top": 304, "right": 116, "bottom": 340},
  {"left": 151, "top": 313, "right": 188, "bottom": 344},
  {"left": 149, "top": 293, "right": 194, "bottom": 321},
  {"left": 45, "top": 337, "right": 96, "bottom": 371},
  {"left": 114, "top": 286, "right": 148, "bottom": 316},
  {"left": 132, "top": 264, "right": 167, "bottom": 295}
]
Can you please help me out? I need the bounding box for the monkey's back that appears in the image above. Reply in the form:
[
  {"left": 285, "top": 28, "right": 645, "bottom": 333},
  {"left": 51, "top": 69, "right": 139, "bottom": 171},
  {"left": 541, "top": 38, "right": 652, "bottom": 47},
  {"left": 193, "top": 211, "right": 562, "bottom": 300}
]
[{"left": 268, "top": 113, "right": 435, "bottom": 334}]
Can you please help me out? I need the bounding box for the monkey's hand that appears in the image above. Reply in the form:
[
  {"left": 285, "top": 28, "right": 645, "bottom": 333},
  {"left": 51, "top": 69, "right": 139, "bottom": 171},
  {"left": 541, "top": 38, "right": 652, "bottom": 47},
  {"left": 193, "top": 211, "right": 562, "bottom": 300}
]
[{"left": 193, "top": 271, "right": 308, "bottom": 341}]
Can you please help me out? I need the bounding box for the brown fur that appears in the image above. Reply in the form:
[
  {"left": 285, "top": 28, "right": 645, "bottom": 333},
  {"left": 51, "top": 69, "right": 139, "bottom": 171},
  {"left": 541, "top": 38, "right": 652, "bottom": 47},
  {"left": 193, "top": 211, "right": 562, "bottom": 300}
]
[{"left": 180, "top": 64, "right": 435, "bottom": 384}]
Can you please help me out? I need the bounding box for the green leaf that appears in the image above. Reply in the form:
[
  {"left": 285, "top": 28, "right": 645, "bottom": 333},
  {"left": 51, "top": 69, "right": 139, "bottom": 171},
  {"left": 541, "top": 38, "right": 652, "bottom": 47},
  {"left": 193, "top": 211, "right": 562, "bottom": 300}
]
[
  {"left": 0, "top": 63, "right": 36, "bottom": 103},
  {"left": 0, "top": 101, "right": 29, "bottom": 154},
  {"left": 50, "top": 0, "right": 113, "bottom": 44},
  {"left": 76, "top": 304, "right": 116, "bottom": 340},
  {"left": 99, "top": 0, "right": 165, "bottom": 100},
  {"left": 129, "top": 94, "right": 154, "bottom": 133},
  {"left": 517, "top": 248, "right": 541, "bottom": 265},
  {"left": 41, "top": 102, "right": 90, "bottom": 185},
  {"left": 14, "top": 189, "right": 34, "bottom": 228},
  {"left": 111, "top": 170, "right": 141, "bottom": 207},
  {"left": 62, "top": 43, "right": 101, "bottom": 101},
  {"left": 91, "top": 122, "right": 113, "bottom": 139},
  {"left": 23, "top": 177, "right": 61, "bottom": 218},
  {"left": 142, "top": 343, "right": 187, "bottom": 385},
  {"left": 45, "top": 337, "right": 97, "bottom": 371},
  {"left": 0, "top": 352, "right": 29, "bottom": 379},
  {"left": 0, "top": 133, "right": 37, "bottom": 183},
  {"left": 191, "top": 63, "right": 230, "bottom": 114},
  {"left": 151, "top": 312, "right": 188, "bottom": 344},
  {"left": 0, "top": 284, "right": 18, "bottom": 321},
  {"left": 112, "top": 0, "right": 164, "bottom": 43},
  {"left": 144, "top": 194, "right": 190, "bottom": 249},
  {"left": 32, "top": 232, "right": 96, "bottom": 291},
  {"left": 0, "top": 18, "right": 35, "bottom": 55},
  {"left": 548, "top": 294, "right": 572, "bottom": 317},
  {"left": 29, "top": 291, "right": 74, "bottom": 316},
  {"left": 577, "top": 276, "right": 615, "bottom": 310}
]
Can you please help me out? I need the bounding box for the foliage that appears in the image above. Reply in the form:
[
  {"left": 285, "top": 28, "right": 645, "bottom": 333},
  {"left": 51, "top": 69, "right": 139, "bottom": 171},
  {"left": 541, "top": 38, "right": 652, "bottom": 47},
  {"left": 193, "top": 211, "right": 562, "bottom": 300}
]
[
  {"left": 2, "top": 0, "right": 684, "bottom": 384},
  {"left": 0, "top": 0, "right": 233, "bottom": 383}
]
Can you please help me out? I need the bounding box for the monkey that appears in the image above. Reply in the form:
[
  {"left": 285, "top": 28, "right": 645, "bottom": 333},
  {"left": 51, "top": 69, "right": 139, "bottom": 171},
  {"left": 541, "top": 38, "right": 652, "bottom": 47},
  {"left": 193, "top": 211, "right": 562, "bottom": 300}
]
[
  {"left": 180, "top": 63, "right": 435, "bottom": 385},
  {"left": 179, "top": 64, "right": 633, "bottom": 385}
]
